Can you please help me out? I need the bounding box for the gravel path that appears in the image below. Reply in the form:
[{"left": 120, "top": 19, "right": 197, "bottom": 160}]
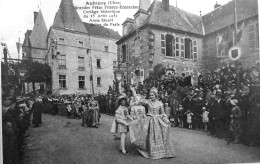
[{"left": 23, "top": 114, "right": 260, "bottom": 164}]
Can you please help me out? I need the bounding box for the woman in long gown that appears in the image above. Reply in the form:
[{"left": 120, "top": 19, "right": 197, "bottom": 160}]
[
  {"left": 86, "top": 96, "right": 100, "bottom": 128},
  {"left": 129, "top": 87, "right": 175, "bottom": 159}
]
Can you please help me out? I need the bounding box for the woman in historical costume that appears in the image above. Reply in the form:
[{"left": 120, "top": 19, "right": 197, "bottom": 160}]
[
  {"left": 85, "top": 96, "right": 100, "bottom": 128},
  {"left": 129, "top": 87, "right": 174, "bottom": 159},
  {"left": 229, "top": 99, "right": 242, "bottom": 144},
  {"left": 111, "top": 93, "right": 132, "bottom": 155}
]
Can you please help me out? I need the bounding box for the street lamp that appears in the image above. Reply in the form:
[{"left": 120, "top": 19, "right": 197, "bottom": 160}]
[{"left": 114, "top": 69, "right": 123, "bottom": 95}]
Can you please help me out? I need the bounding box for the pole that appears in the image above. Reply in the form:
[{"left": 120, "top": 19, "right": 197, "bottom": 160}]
[
  {"left": 18, "top": 37, "right": 20, "bottom": 63},
  {"left": 89, "top": 36, "right": 94, "bottom": 94},
  {"left": 234, "top": 0, "right": 240, "bottom": 94}
]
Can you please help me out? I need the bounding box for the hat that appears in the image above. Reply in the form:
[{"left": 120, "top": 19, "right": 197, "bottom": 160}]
[
  {"left": 230, "top": 99, "right": 238, "bottom": 106},
  {"left": 19, "top": 103, "right": 27, "bottom": 108},
  {"left": 150, "top": 87, "right": 158, "bottom": 95},
  {"left": 2, "top": 102, "right": 16, "bottom": 115},
  {"left": 216, "top": 90, "right": 223, "bottom": 96},
  {"left": 118, "top": 93, "right": 127, "bottom": 102}
]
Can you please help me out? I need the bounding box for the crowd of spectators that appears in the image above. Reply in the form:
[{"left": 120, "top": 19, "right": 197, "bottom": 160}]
[
  {"left": 2, "top": 95, "right": 41, "bottom": 164},
  {"left": 3, "top": 64, "right": 258, "bottom": 164},
  {"left": 132, "top": 65, "right": 260, "bottom": 145}
]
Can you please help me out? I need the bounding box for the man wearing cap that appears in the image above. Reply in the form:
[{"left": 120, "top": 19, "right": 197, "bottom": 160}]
[{"left": 229, "top": 99, "right": 242, "bottom": 144}]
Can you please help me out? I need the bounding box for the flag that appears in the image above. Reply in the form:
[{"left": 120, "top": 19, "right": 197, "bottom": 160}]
[
  {"left": 235, "top": 20, "right": 245, "bottom": 44},
  {"left": 16, "top": 42, "right": 22, "bottom": 54},
  {"left": 217, "top": 27, "right": 233, "bottom": 57}
]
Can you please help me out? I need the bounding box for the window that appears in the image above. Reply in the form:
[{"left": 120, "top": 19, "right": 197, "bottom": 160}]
[
  {"left": 113, "top": 61, "right": 117, "bottom": 68},
  {"left": 249, "top": 24, "right": 256, "bottom": 49},
  {"left": 22, "top": 52, "right": 26, "bottom": 58},
  {"left": 216, "top": 35, "right": 223, "bottom": 58},
  {"left": 123, "top": 24, "right": 127, "bottom": 36},
  {"left": 58, "top": 38, "right": 65, "bottom": 44},
  {"left": 135, "top": 70, "right": 140, "bottom": 76},
  {"left": 97, "top": 77, "right": 101, "bottom": 86},
  {"left": 165, "top": 34, "right": 175, "bottom": 57},
  {"left": 78, "top": 41, "right": 84, "bottom": 48},
  {"left": 184, "top": 38, "right": 192, "bottom": 59},
  {"left": 135, "top": 14, "right": 140, "bottom": 27},
  {"left": 78, "top": 57, "right": 84, "bottom": 69},
  {"left": 134, "top": 37, "right": 141, "bottom": 57},
  {"left": 58, "top": 55, "right": 66, "bottom": 68},
  {"left": 141, "top": 70, "right": 144, "bottom": 76},
  {"left": 59, "top": 75, "right": 66, "bottom": 88},
  {"left": 175, "top": 37, "right": 180, "bottom": 57},
  {"left": 180, "top": 38, "right": 185, "bottom": 58},
  {"left": 149, "top": 32, "right": 155, "bottom": 40},
  {"left": 161, "top": 34, "right": 166, "bottom": 55},
  {"left": 78, "top": 76, "right": 85, "bottom": 89},
  {"left": 104, "top": 46, "right": 108, "bottom": 52},
  {"left": 122, "top": 45, "right": 127, "bottom": 63},
  {"left": 97, "top": 59, "right": 101, "bottom": 68}
]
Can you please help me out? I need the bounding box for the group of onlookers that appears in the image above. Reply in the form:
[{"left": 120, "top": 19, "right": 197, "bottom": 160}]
[
  {"left": 128, "top": 65, "right": 260, "bottom": 146},
  {"left": 2, "top": 95, "right": 43, "bottom": 164}
]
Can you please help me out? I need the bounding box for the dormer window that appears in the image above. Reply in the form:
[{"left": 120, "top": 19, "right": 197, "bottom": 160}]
[
  {"left": 104, "top": 46, "right": 108, "bottom": 52},
  {"left": 78, "top": 41, "right": 84, "bottom": 48},
  {"left": 58, "top": 38, "right": 65, "bottom": 44},
  {"left": 123, "top": 24, "right": 127, "bottom": 36},
  {"left": 135, "top": 14, "right": 140, "bottom": 27}
]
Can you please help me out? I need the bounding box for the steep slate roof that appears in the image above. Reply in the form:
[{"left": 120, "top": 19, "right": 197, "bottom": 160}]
[
  {"left": 29, "top": 10, "right": 48, "bottom": 49},
  {"left": 83, "top": 23, "right": 121, "bottom": 40},
  {"left": 134, "top": 9, "right": 149, "bottom": 16},
  {"left": 52, "top": 0, "right": 87, "bottom": 33},
  {"left": 22, "top": 30, "right": 32, "bottom": 47},
  {"left": 146, "top": 0, "right": 203, "bottom": 35},
  {"left": 202, "top": 0, "right": 258, "bottom": 35},
  {"left": 117, "top": 0, "right": 204, "bottom": 44}
]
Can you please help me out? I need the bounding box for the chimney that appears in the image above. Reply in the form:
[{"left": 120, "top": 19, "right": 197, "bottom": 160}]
[
  {"left": 162, "top": 0, "right": 169, "bottom": 11},
  {"left": 214, "top": 1, "right": 221, "bottom": 9},
  {"left": 139, "top": 0, "right": 151, "bottom": 11},
  {"left": 34, "top": 11, "right": 38, "bottom": 24}
]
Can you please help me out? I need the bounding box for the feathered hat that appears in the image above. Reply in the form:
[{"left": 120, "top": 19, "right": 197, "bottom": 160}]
[
  {"left": 150, "top": 87, "right": 158, "bottom": 95},
  {"left": 230, "top": 99, "right": 238, "bottom": 106},
  {"left": 118, "top": 93, "right": 127, "bottom": 104}
]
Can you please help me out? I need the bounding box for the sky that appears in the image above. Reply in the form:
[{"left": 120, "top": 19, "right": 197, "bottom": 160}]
[{"left": 0, "top": 0, "right": 232, "bottom": 59}]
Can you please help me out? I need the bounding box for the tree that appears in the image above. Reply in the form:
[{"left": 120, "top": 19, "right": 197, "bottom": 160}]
[
  {"left": 21, "top": 61, "right": 52, "bottom": 92},
  {"left": 1, "top": 62, "right": 19, "bottom": 97},
  {"left": 149, "top": 64, "right": 166, "bottom": 79},
  {"left": 201, "top": 50, "right": 219, "bottom": 73}
]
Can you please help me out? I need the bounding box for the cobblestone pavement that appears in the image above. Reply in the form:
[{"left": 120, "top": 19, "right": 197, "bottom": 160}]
[{"left": 23, "top": 114, "right": 260, "bottom": 164}]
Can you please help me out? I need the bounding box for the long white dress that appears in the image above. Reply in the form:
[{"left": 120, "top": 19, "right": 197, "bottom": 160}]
[{"left": 129, "top": 99, "right": 175, "bottom": 159}]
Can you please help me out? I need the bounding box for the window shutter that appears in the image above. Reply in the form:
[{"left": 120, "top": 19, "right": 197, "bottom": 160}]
[
  {"left": 193, "top": 40, "right": 198, "bottom": 59},
  {"left": 216, "top": 36, "right": 221, "bottom": 58},
  {"left": 175, "top": 36, "right": 179, "bottom": 57},
  {"left": 172, "top": 36, "right": 176, "bottom": 57},
  {"left": 161, "top": 34, "right": 166, "bottom": 55},
  {"left": 180, "top": 38, "right": 185, "bottom": 58},
  {"left": 256, "top": 23, "right": 259, "bottom": 49},
  {"left": 190, "top": 41, "right": 194, "bottom": 59}
]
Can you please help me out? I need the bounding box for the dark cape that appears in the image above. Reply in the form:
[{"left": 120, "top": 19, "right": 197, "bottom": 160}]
[{"left": 32, "top": 102, "right": 43, "bottom": 126}]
